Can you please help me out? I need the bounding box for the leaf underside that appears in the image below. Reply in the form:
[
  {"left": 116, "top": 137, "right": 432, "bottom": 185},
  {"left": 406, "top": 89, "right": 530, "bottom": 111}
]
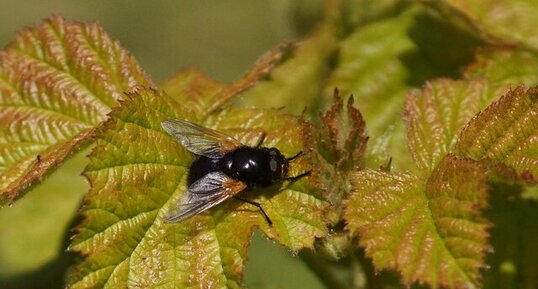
[
  {"left": 0, "top": 16, "right": 152, "bottom": 205},
  {"left": 68, "top": 88, "right": 327, "bottom": 288}
]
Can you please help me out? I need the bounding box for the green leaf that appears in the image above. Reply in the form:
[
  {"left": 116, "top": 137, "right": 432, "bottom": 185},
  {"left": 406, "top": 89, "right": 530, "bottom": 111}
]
[
  {"left": 344, "top": 155, "right": 490, "bottom": 289},
  {"left": 325, "top": 5, "right": 482, "bottom": 171},
  {"left": 405, "top": 79, "right": 497, "bottom": 174},
  {"left": 0, "top": 16, "right": 152, "bottom": 205},
  {"left": 341, "top": 0, "right": 405, "bottom": 28},
  {"left": 435, "top": 0, "right": 538, "bottom": 51},
  {"left": 455, "top": 86, "right": 538, "bottom": 181},
  {"left": 68, "top": 89, "right": 327, "bottom": 288},
  {"left": 345, "top": 35, "right": 537, "bottom": 287},
  {"left": 161, "top": 43, "right": 293, "bottom": 117},
  {"left": 325, "top": 7, "right": 416, "bottom": 160},
  {"left": 405, "top": 47, "right": 538, "bottom": 176},
  {"left": 464, "top": 48, "right": 538, "bottom": 86},
  {"left": 160, "top": 68, "right": 225, "bottom": 115}
]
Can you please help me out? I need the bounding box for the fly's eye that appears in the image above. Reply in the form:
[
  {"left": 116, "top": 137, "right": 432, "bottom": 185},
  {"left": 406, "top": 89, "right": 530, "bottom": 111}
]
[
  {"left": 269, "top": 159, "right": 278, "bottom": 172},
  {"left": 269, "top": 148, "right": 279, "bottom": 156}
]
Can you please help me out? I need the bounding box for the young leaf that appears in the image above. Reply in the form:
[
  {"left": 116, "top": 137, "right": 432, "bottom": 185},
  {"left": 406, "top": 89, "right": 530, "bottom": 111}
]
[
  {"left": 325, "top": 7, "right": 418, "bottom": 171},
  {"left": 325, "top": 4, "right": 482, "bottom": 171},
  {"left": 301, "top": 89, "right": 368, "bottom": 228},
  {"left": 160, "top": 68, "right": 225, "bottom": 115},
  {"left": 316, "top": 89, "right": 367, "bottom": 172},
  {"left": 434, "top": 0, "right": 538, "bottom": 50},
  {"left": 68, "top": 89, "right": 327, "bottom": 288},
  {"left": 455, "top": 86, "right": 538, "bottom": 181},
  {"left": 0, "top": 16, "right": 152, "bottom": 205},
  {"left": 345, "top": 155, "right": 490, "bottom": 289},
  {"left": 405, "top": 79, "right": 496, "bottom": 174},
  {"left": 345, "top": 49, "right": 538, "bottom": 286},
  {"left": 464, "top": 47, "right": 538, "bottom": 86},
  {"left": 160, "top": 43, "right": 292, "bottom": 117}
]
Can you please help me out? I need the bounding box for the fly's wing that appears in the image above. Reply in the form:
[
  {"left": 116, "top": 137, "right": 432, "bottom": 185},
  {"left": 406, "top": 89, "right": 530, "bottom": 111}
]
[
  {"left": 161, "top": 119, "right": 243, "bottom": 159},
  {"left": 163, "top": 171, "right": 247, "bottom": 223}
]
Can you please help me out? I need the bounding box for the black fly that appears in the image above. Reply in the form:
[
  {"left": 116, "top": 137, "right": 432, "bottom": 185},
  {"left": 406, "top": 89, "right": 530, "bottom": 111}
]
[{"left": 161, "top": 119, "right": 310, "bottom": 225}]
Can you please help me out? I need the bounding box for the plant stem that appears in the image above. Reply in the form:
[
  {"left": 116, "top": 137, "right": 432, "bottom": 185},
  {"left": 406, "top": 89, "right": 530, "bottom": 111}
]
[{"left": 299, "top": 250, "right": 349, "bottom": 289}]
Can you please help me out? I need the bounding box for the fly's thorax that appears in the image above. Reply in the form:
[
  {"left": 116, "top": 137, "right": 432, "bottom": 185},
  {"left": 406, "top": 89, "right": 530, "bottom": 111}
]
[{"left": 219, "top": 146, "right": 288, "bottom": 186}]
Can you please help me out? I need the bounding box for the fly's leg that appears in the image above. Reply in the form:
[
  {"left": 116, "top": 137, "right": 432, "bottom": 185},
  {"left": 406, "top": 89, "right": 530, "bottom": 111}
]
[
  {"left": 279, "top": 170, "right": 311, "bottom": 182},
  {"left": 286, "top": 150, "right": 304, "bottom": 162},
  {"left": 233, "top": 196, "right": 273, "bottom": 226}
]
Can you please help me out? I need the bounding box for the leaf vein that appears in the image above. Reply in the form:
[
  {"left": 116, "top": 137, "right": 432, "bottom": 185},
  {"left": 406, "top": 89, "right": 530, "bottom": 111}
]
[
  {"left": 0, "top": 104, "right": 94, "bottom": 126},
  {"left": 10, "top": 49, "right": 112, "bottom": 111}
]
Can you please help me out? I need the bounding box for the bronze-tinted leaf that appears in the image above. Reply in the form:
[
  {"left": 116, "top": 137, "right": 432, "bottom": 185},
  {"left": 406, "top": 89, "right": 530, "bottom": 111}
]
[
  {"left": 68, "top": 89, "right": 327, "bottom": 288},
  {"left": 345, "top": 155, "right": 490, "bottom": 289},
  {"left": 455, "top": 86, "right": 538, "bottom": 181},
  {"left": 0, "top": 16, "right": 152, "bottom": 205},
  {"left": 405, "top": 79, "right": 493, "bottom": 174}
]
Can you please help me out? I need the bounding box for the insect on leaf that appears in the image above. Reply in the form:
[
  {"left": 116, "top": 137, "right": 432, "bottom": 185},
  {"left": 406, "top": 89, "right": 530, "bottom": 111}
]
[{"left": 68, "top": 88, "right": 327, "bottom": 289}]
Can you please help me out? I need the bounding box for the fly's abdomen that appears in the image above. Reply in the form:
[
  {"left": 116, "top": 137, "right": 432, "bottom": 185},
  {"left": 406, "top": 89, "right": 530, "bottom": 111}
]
[{"left": 188, "top": 155, "right": 220, "bottom": 185}]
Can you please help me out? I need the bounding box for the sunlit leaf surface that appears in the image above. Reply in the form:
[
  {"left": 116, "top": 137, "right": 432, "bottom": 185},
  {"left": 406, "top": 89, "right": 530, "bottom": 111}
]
[
  {"left": 68, "top": 89, "right": 327, "bottom": 288},
  {"left": 345, "top": 155, "right": 490, "bottom": 289},
  {"left": 405, "top": 79, "right": 498, "bottom": 174},
  {"left": 455, "top": 86, "right": 538, "bottom": 181},
  {"left": 161, "top": 68, "right": 225, "bottom": 115},
  {"left": 0, "top": 16, "right": 152, "bottom": 204}
]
